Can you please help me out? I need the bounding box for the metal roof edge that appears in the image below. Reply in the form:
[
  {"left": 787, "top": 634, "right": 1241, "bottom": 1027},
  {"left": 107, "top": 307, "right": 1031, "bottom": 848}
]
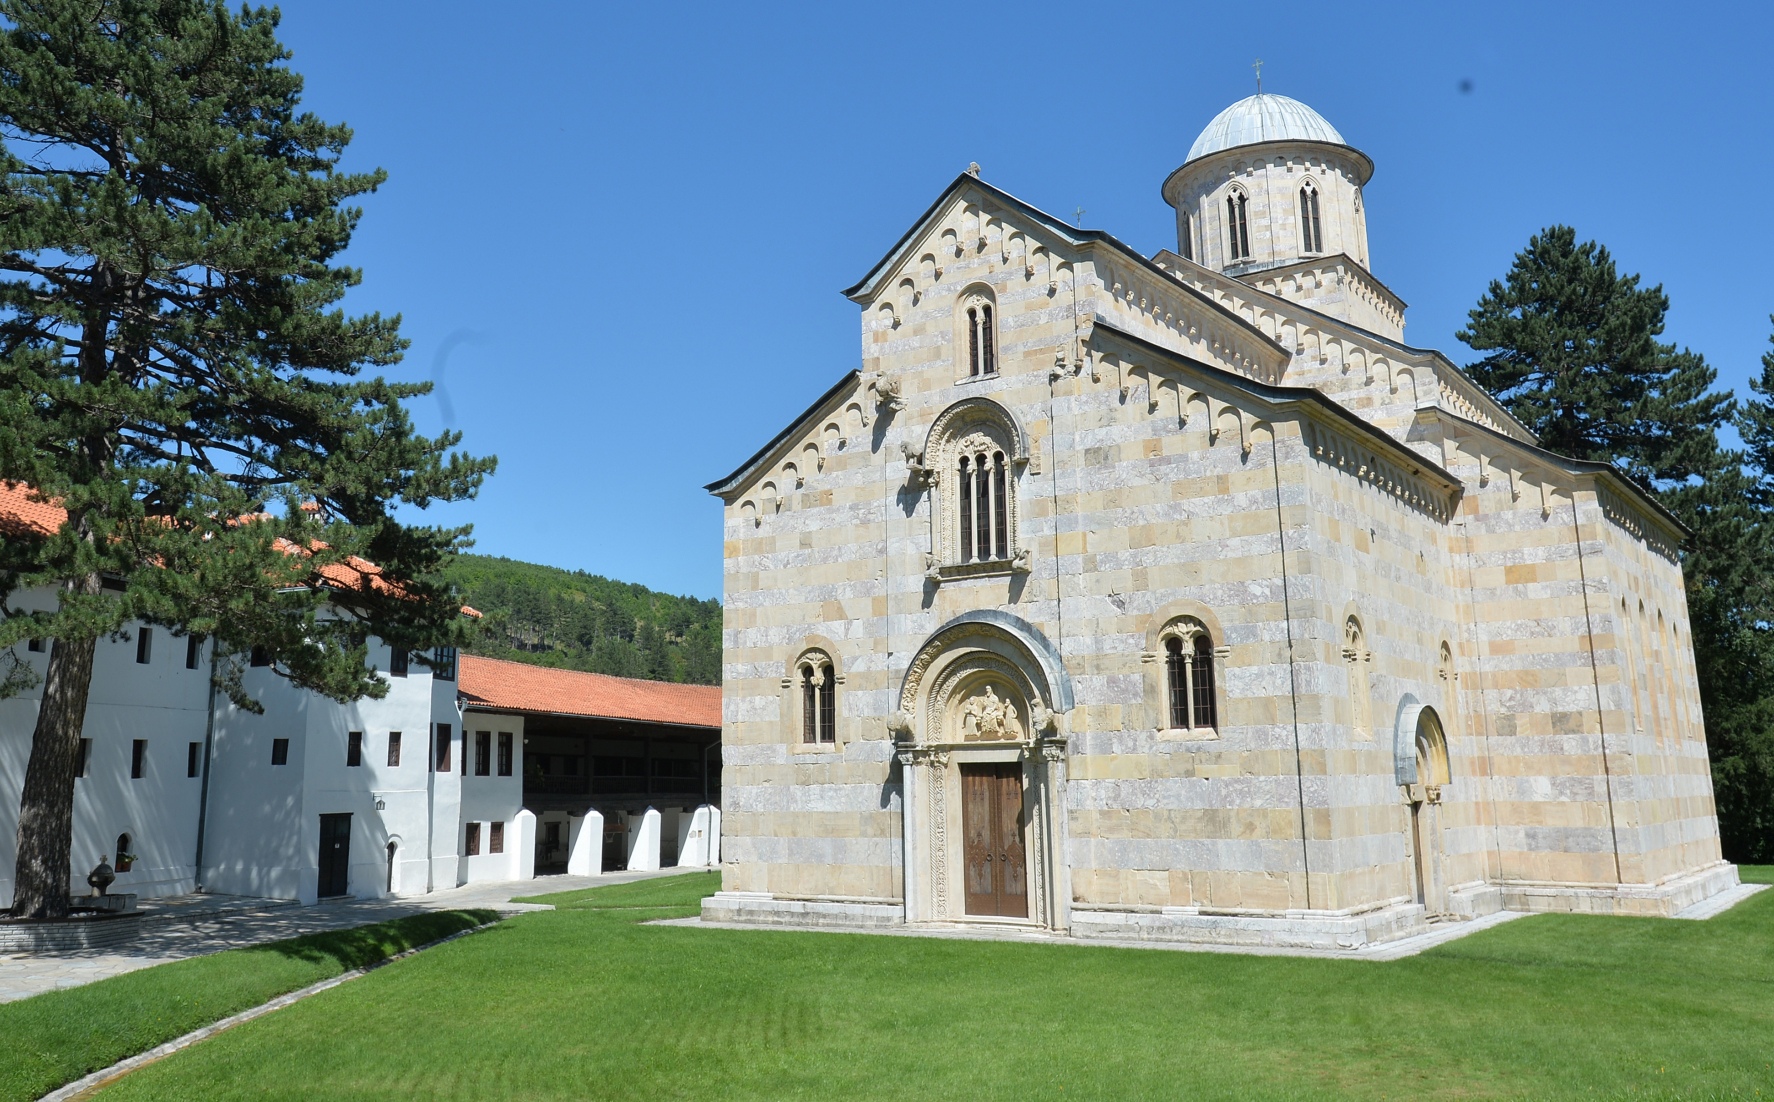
[{"left": 703, "top": 370, "right": 862, "bottom": 499}]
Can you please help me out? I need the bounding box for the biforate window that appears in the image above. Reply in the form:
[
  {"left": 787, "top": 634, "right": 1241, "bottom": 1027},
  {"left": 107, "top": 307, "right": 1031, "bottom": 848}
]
[
  {"left": 1160, "top": 619, "right": 1218, "bottom": 733},
  {"left": 796, "top": 650, "right": 838, "bottom": 745},
  {"left": 960, "top": 289, "right": 997, "bottom": 377}
]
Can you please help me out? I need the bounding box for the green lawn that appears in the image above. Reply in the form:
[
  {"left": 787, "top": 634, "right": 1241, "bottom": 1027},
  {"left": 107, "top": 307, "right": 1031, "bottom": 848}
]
[
  {"left": 78, "top": 868, "right": 1774, "bottom": 1101},
  {"left": 0, "top": 909, "right": 495, "bottom": 1102}
]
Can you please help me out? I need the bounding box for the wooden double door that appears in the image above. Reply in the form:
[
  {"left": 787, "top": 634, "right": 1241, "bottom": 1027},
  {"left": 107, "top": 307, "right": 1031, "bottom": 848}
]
[{"left": 961, "top": 762, "right": 1028, "bottom": 918}]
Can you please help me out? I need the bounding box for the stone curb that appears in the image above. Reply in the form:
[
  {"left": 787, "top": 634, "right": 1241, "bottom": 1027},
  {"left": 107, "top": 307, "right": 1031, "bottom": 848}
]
[{"left": 37, "top": 918, "right": 503, "bottom": 1102}]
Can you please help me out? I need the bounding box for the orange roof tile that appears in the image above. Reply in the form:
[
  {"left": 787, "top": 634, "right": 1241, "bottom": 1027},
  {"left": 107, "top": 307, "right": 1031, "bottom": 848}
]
[
  {"left": 458, "top": 653, "right": 721, "bottom": 729},
  {"left": 0, "top": 481, "right": 67, "bottom": 539},
  {"left": 0, "top": 482, "right": 478, "bottom": 616}
]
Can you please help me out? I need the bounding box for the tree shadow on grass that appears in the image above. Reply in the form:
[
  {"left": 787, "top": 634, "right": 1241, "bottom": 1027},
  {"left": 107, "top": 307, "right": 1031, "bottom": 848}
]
[{"left": 242, "top": 909, "right": 497, "bottom": 970}]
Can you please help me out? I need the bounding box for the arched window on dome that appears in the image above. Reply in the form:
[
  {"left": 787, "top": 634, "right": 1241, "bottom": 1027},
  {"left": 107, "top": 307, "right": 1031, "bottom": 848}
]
[
  {"left": 1299, "top": 183, "right": 1323, "bottom": 254},
  {"left": 1226, "top": 190, "right": 1251, "bottom": 262}
]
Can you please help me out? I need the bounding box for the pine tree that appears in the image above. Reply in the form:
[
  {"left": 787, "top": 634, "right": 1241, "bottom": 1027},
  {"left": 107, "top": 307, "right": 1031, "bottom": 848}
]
[
  {"left": 1461, "top": 228, "right": 1773, "bottom": 860},
  {"left": 1458, "top": 225, "right": 1733, "bottom": 491},
  {"left": 1706, "top": 317, "right": 1774, "bottom": 860},
  {"left": 0, "top": 1, "right": 494, "bottom": 917}
]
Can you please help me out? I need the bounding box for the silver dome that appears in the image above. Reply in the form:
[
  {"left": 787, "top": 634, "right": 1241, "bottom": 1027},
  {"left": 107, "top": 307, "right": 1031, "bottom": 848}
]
[{"left": 1185, "top": 94, "right": 1347, "bottom": 163}]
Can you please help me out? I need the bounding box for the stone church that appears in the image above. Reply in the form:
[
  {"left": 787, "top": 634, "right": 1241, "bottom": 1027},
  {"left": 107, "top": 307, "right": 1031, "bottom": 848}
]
[{"left": 702, "top": 93, "right": 1739, "bottom": 947}]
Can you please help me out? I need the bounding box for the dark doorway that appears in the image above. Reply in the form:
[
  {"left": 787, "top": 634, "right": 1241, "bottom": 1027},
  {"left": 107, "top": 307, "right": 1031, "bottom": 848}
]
[
  {"left": 602, "top": 820, "right": 628, "bottom": 871},
  {"left": 961, "top": 762, "right": 1027, "bottom": 918},
  {"left": 318, "top": 813, "right": 352, "bottom": 898}
]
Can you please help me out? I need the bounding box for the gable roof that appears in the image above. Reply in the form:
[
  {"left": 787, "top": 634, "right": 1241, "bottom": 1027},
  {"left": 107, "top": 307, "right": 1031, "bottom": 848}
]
[
  {"left": 457, "top": 653, "right": 721, "bottom": 729},
  {"left": 839, "top": 172, "right": 1288, "bottom": 365}
]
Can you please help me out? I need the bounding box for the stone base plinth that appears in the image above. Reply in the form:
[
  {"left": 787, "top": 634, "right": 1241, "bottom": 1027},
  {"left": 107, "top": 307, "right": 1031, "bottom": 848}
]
[
  {"left": 1070, "top": 900, "right": 1430, "bottom": 951},
  {"left": 1499, "top": 862, "right": 1741, "bottom": 918},
  {"left": 702, "top": 892, "right": 904, "bottom": 929}
]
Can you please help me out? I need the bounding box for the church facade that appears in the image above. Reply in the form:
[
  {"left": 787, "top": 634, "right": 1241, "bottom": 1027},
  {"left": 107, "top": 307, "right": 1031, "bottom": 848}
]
[{"left": 703, "top": 94, "right": 1738, "bottom": 947}]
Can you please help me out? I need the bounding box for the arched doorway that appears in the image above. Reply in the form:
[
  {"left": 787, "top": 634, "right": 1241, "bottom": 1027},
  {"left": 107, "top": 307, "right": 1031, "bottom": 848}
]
[
  {"left": 891, "top": 611, "right": 1072, "bottom": 930},
  {"left": 1409, "top": 707, "right": 1450, "bottom": 913}
]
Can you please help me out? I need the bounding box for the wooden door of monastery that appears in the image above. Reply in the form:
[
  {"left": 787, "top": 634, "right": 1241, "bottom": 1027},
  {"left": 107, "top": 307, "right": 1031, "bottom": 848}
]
[{"left": 961, "top": 762, "right": 1028, "bottom": 918}]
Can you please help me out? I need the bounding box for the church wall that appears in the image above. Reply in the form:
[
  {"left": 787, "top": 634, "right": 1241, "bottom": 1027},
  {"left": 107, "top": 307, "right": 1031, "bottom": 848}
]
[
  {"left": 1585, "top": 494, "right": 1723, "bottom": 886},
  {"left": 1291, "top": 439, "right": 1472, "bottom": 913},
  {"left": 714, "top": 177, "right": 1731, "bottom": 933}
]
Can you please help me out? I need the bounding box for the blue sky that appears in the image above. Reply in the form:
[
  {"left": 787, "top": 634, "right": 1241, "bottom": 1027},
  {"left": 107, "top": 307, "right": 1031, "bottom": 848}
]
[{"left": 275, "top": 0, "right": 1773, "bottom": 601}]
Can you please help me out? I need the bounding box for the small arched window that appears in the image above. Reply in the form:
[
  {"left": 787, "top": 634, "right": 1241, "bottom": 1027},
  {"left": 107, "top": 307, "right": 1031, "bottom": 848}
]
[
  {"left": 1345, "top": 617, "right": 1372, "bottom": 739},
  {"left": 965, "top": 301, "right": 996, "bottom": 376},
  {"left": 957, "top": 449, "right": 1010, "bottom": 562},
  {"left": 1226, "top": 190, "right": 1251, "bottom": 261},
  {"left": 115, "top": 833, "right": 134, "bottom": 873},
  {"left": 1180, "top": 211, "right": 1194, "bottom": 262},
  {"left": 797, "top": 654, "right": 837, "bottom": 745},
  {"left": 1299, "top": 183, "right": 1323, "bottom": 253},
  {"left": 1161, "top": 620, "right": 1217, "bottom": 732}
]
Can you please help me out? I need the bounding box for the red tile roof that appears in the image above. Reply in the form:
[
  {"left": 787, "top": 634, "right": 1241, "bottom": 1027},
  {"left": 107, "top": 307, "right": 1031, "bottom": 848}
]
[
  {"left": 458, "top": 653, "right": 721, "bottom": 729},
  {"left": 0, "top": 481, "right": 67, "bottom": 538},
  {"left": 0, "top": 481, "right": 479, "bottom": 616}
]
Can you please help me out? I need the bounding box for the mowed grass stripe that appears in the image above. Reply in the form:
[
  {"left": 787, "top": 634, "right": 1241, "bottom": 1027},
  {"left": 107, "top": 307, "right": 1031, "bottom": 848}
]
[
  {"left": 87, "top": 868, "right": 1774, "bottom": 1101},
  {"left": 0, "top": 909, "right": 495, "bottom": 1102}
]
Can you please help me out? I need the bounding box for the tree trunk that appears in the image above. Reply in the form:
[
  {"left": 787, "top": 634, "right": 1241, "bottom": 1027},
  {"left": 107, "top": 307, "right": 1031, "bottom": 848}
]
[{"left": 9, "top": 575, "right": 101, "bottom": 919}]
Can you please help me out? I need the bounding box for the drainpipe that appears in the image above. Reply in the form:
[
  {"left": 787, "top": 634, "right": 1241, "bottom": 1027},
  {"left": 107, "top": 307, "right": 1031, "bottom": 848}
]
[
  {"left": 193, "top": 636, "right": 219, "bottom": 892},
  {"left": 1270, "top": 430, "right": 1312, "bottom": 911}
]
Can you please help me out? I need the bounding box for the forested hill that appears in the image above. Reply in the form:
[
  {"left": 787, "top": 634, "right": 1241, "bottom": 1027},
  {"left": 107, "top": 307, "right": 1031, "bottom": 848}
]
[{"left": 441, "top": 555, "right": 721, "bottom": 686}]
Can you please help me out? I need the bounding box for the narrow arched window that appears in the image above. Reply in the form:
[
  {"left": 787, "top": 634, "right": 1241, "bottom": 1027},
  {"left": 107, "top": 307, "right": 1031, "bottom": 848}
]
[
  {"left": 1181, "top": 213, "right": 1194, "bottom": 262},
  {"left": 817, "top": 671, "right": 835, "bottom": 743},
  {"left": 797, "top": 655, "right": 838, "bottom": 745},
  {"left": 958, "top": 455, "right": 974, "bottom": 560},
  {"left": 1191, "top": 634, "right": 1216, "bottom": 729},
  {"left": 1161, "top": 621, "right": 1217, "bottom": 733},
  {"left": 1165, "top": 637, "right": 1188, "bottom": 728},
  {"left": 1227, "top": 192, "right": 1250, "bottom": 261},
  {"left": 115, "top": 833, "right": 133, "bottom": 872},
  {"left": 991, "top": 452, "right": 1007, "bottom": 556},
  {"left": 967, "top": 307, "right": 981, "bottom": 377},
  {"left": 1345, "top": 617, "right": 1372, "bottom": 739},
  {"left": 973, "top": 452, "right": 991, "bottom": 559},
  {"left": 1299, "top": 185, "right": 1323, "bottom": 253}
]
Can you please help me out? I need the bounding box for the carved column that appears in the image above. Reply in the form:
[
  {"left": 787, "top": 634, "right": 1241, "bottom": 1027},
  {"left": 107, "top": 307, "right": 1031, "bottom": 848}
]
[
  {"left": 1037, "top": 735, "right": 1070, "bottom": 932},
  {"left": 895, "top": 746, "right": 921, "bottom": 924}
]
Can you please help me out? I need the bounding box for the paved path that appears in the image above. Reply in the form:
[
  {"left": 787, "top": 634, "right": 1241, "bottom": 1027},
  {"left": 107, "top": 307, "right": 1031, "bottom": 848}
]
[{"left": 0, "top": 867, "right": 698, "bottom": 1003}]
